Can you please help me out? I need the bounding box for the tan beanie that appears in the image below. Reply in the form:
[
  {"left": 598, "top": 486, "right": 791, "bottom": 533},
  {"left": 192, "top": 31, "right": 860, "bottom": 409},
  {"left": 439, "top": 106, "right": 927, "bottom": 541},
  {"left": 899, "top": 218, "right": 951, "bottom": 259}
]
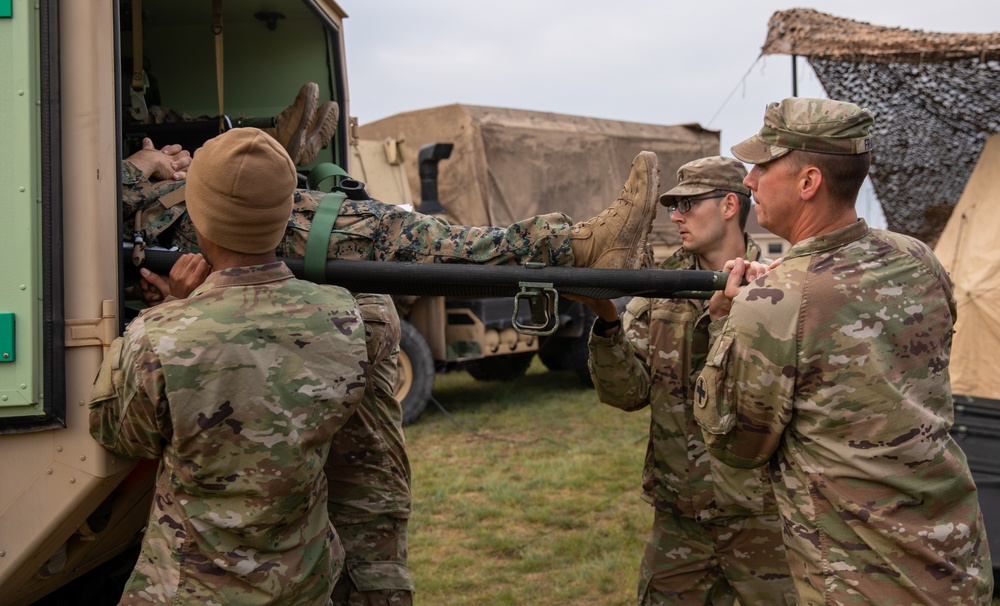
[{"left": 185, "top": 128, "right": 296, "bottom": 254}]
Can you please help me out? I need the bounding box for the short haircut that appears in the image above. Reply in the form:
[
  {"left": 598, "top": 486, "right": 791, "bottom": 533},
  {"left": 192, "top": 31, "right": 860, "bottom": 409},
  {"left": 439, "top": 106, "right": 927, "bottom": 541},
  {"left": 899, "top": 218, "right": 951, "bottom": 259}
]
[
  {"left": 786, "top": 150, "right": 871, "bottom": 207},
  {"left": 735, "top": 192, "right": 751, "bottom": 231}
]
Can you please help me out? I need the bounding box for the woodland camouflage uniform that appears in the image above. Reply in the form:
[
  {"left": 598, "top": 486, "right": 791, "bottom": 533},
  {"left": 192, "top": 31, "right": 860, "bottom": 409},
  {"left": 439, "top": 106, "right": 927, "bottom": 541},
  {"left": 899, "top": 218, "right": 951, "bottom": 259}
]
[
  {"left": 121, "top": 148, "right": 661, "bottom": 271},
  {"left": 122, "top": 161, "right": 566, "bottom": 268},
  {"left": 589, "top": 237, "right": 794, "bottom": 606},
  {"left": 695, "top": 98, "right": 994, "bottom": 604}
]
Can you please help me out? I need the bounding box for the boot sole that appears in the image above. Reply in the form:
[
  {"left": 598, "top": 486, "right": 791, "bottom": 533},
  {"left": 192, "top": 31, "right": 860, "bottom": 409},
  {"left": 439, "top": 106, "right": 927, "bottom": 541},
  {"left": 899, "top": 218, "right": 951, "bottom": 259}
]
[
  {"left": 282, "top": 83, "right": 319, "bottom": 163},
  {"left": 298, "top": 102, "right": 340, "bottom": 166}
]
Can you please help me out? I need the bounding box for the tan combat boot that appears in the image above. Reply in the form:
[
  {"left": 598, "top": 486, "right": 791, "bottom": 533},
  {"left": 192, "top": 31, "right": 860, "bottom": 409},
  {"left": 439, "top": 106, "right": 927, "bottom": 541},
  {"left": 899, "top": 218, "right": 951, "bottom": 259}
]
[
  {"left": 569, "top": 151, "right": 659, "bottom": 269},
  {"left": 266, "top": 82, "right": 318, "bottom": 165},
  {"left": 297, "top": 101, "right": 339, "bottom": 166}
]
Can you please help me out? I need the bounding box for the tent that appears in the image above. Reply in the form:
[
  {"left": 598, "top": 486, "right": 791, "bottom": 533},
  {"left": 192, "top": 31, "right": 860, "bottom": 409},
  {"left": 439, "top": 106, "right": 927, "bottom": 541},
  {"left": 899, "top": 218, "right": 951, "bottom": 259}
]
[
  {"left": 358, "top": 104, "right": 721, "bottom": 252},
  {"left": 935, "top": 134, "right": 1000, "bottom": 402},
  {"left": 933, "top": 133, "right": 1000, "bottom": 565}
]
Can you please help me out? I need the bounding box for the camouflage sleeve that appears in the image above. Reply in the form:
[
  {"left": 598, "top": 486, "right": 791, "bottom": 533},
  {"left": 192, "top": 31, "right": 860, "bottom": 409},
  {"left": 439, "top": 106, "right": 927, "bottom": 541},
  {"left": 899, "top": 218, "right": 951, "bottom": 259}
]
[
  {"left": 587, "top": 296, "right": 652, "bottom": 412},
  {"left": 89, "top": 317, "right": 171, "bottom": 459},
  {"left": 890, "top": 231, "right": 958, "bottom": 322},
  {"left": 707, "top": 315, "right": 727, "bottom": 342},
  {"left": 694, "top": 267, "right": 801, "bottom": 469},
  {"left": 121, "top": 160, "right": 144, "bottom": 185},
  {"left": 326, "top": 294, "right": 411, "bottom": 523},
  {"left": 121, "top": 161, "right": 145, "bottom": 218},
  {"left": 356, "top": 293, "right": 401, "bottom": 404}
]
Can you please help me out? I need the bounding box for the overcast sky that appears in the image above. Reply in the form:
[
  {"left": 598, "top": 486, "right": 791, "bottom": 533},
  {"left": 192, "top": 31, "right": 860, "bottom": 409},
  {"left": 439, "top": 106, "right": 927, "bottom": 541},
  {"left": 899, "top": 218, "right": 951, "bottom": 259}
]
[{"left": 340, "top": 2, "right": 1000, "bottom": 229}]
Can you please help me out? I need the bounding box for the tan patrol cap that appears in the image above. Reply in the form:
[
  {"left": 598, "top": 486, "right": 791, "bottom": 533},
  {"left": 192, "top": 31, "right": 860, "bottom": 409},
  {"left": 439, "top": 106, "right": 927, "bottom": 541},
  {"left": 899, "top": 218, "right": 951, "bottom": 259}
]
[
  {"left": 731, "top": 97, "right": 874, "bottom": 165},
  {"left": 658, "top": 156, "right": 749, "bottom": 205}
]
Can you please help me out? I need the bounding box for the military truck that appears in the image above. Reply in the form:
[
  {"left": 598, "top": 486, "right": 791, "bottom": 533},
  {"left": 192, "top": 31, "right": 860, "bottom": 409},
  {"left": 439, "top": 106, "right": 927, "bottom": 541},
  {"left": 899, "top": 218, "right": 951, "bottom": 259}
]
[
  {"left": 0, "top": 1, "right": 404, "bottom": 603},
  {"left": 0, "top": 1, "right": 721, "bottom": 601},
  {"left": 359, "top": 105, "right": 719, "bottom": 424}
]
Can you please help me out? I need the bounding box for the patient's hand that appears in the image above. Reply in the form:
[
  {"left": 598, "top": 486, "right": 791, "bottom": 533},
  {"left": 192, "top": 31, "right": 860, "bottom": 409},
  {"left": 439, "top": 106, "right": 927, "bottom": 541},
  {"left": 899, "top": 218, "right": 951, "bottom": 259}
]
[{"left": 127, "top": 138, "right": 191, "bottom": 181}]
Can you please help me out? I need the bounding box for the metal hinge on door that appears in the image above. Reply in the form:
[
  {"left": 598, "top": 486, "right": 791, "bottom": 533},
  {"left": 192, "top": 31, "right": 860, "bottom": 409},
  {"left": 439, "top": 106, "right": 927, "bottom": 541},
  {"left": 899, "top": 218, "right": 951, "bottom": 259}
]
[{"left": 64, "top": 300, "right": 117, "bottom": 348}]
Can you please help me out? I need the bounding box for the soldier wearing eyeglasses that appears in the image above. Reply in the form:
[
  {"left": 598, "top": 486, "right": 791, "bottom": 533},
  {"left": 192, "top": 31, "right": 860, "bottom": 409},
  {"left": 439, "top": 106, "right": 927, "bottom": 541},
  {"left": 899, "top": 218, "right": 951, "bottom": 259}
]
[{"left": 580, "top": 156, "right": 795, "bottom": 605}]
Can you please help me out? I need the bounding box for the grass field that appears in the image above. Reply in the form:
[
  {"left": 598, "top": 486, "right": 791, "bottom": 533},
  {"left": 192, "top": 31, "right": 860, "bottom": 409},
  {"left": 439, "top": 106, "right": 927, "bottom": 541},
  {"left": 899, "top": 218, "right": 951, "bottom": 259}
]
[
  {"left": 403, "top": 359, "right": 652, "bottom": 605},
  {"left": 402, "top": 359, "right": 1000, "bottom": 605}
]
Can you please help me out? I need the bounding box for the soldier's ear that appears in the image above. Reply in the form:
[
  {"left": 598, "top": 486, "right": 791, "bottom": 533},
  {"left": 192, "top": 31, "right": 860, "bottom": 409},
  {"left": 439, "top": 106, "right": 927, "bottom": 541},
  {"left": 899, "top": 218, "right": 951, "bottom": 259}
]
[
  {"left": 720, "top": 193, "right": 739, "bottom": 221},
  {"left": 799, "top": 166, "right": 823, "bottom": 201}
]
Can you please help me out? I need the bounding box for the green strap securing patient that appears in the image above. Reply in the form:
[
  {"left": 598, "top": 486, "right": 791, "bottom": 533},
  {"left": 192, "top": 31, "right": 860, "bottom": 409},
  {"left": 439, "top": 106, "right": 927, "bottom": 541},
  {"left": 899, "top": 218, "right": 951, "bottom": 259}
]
[
  {"left": 304, "top": 162, "right": 354, "bottom": 282},
  {"left": 304, "top": 191, "right": 346, "bottom": 283}
]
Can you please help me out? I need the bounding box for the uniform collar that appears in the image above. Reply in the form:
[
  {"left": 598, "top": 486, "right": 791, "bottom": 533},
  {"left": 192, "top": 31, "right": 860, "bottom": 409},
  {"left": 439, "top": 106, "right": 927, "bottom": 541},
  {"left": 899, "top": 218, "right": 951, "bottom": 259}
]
[
  {"left": 784, "top": 219, "right": 869, "bottom": 260},
  {"left": 190, "top": 262, "right": 294, "bottom": 296}
]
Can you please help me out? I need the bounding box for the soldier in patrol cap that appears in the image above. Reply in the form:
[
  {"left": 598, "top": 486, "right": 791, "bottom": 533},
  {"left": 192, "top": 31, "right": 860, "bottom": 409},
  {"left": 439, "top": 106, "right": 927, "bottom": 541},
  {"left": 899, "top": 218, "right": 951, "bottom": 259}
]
[
  {"left": 90, "top": 128, "right": 370, "bottom": 605},
  {"left": 579, "top": 156, "right": 795, "bottom": 605},
  {"left": 694, "top": 98, "right": 994, "bottom": 604}
]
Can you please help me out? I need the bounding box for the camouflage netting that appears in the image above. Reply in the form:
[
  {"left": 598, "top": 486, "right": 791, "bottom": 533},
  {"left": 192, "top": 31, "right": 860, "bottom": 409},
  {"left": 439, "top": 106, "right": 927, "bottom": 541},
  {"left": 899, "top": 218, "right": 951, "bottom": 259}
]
[{"left": 761, "top": 9, "right": 1000, "bottom": 244}]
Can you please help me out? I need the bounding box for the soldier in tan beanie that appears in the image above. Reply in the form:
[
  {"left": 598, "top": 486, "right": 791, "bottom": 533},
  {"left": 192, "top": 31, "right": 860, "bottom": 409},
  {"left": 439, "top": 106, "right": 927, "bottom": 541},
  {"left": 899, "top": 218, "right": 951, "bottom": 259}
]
[
  {"left": 185, "top": 127, "right": 297, "bottom": 255},
  {"left": 90, "top": 126, "right": 369, "bottom": 604}
]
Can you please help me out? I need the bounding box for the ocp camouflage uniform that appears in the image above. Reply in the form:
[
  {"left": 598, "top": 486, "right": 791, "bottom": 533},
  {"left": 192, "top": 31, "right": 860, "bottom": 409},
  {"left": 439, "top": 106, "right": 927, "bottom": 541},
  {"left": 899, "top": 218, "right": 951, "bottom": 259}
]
[
  {"left": 90, "top": 262, "right": 369, "bottom": 605},
  {"left": 121, "top": 160, "right": 574, "bottom": 267},
  {"left": 589, "top": 238, "right": 794, "bottom": 606},
  {"left": 695, "top": 220, "right": 994, "bottom": 604},
  {"left": 327, "top": 293, "right": 414, "bottom": 605}
]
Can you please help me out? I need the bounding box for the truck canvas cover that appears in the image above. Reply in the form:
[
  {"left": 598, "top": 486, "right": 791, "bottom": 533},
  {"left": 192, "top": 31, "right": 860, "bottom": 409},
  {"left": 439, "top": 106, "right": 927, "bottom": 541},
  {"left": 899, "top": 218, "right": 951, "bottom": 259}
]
[{"left": 359, "top": 104, "right": 721, "bottom": 250}]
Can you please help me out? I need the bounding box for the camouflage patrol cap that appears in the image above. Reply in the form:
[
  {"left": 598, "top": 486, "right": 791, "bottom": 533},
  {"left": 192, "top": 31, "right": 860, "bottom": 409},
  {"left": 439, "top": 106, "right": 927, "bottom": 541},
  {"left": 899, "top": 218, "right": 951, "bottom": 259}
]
[
  {"left": 658, "top": 156, "right": 749, "bottom": 205},
  {"left": 731, "top": 97, "right": 874, "bottom": 165},
  {"left": 186, "top": 128, "right": 296, "bottom": 254}
]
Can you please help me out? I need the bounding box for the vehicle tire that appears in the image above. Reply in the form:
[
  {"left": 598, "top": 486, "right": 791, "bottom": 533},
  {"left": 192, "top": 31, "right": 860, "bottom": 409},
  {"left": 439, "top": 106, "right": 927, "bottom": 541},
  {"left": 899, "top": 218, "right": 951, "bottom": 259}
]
[
  {"left": 537, "top": 337, "right": 570, "bottom": 371},
  {"left": 396, "top": 319, "right": 435, "bottom": 425},
  {"left": 465, "top": 352, "right": 534, "bottom": 382},
  {"left": 572, "top": 341, "right": 595, "bottom": 388},
  {"left": 31, "top": 543, "right": 140, "bottom": 605},
  {"left": 539, "top": 308, "right": 596, "bottom": 388}
]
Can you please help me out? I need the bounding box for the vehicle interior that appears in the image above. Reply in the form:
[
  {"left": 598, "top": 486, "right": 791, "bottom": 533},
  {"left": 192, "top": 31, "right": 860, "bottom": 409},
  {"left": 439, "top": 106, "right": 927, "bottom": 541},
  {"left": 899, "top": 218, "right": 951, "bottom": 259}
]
[
  {"left": 9, "top": 3, "right": 354, "bottom": 603},
  {"left": 116, "top": 0, "right": 352, "bottom": 309},
  {"left": 119, "top": 0, "right": 349, "bottom": 165}
]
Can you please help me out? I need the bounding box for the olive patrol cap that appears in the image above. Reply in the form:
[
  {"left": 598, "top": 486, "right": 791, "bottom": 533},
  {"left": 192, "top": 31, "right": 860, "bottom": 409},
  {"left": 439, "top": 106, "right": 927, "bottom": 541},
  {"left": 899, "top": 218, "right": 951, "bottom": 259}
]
[
  {"left": 731, "top": 97, "right": 874, "bottom": 164},
  {"left": 185, "top": 128, "right": 296, "bottom": 254},
  {"left": 659, "top": 156, "right": 749, "bottom": 205}
]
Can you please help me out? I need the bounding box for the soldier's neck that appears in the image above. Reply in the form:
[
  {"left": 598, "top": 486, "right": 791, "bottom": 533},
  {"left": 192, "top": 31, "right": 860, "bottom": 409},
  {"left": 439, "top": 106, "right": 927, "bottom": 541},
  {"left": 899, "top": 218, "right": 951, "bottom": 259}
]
[
  {"left": 698, "top": 229, "right": 748, "bottom": 272},
  {"left": 199, "top": 238, "right": 278, "bottom": 272}
]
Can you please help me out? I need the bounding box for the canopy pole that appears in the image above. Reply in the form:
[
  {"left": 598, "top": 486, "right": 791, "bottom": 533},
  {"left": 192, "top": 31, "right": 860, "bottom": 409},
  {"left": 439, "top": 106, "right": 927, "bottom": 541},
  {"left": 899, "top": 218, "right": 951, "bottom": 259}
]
[{"left": 792, "top": 54, "right": 798, "bottom": 97}]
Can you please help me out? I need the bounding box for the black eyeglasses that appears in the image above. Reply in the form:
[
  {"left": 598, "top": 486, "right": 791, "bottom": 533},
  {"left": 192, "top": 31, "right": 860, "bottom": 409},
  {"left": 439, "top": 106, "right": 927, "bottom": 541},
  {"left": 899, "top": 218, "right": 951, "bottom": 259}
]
[{"left": 665, "top": 192, "right": 726, "bottom": 215}]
